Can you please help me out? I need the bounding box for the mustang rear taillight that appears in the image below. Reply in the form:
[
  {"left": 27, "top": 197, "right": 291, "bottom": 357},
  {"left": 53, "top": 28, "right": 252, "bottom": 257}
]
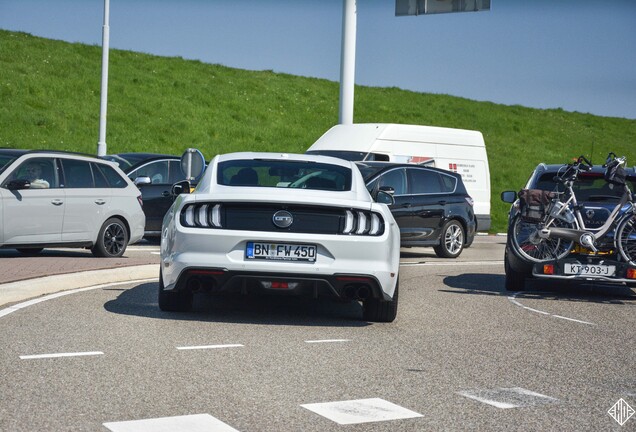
[
  {"left": 181, "top": 203, "right": 222, "bottom": 228},
  {"left": 343, "top": 210, "right": 384, "bottom": 236}
]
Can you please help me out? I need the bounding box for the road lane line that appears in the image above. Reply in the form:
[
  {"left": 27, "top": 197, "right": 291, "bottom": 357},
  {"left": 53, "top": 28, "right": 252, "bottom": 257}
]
[
  {"left": 20, "top": 351, "right": 104, "bottom": 360},
  {"left": 400, "top": 260, "right": 502, "bottom": 266},
  {"left": 0, "top": 278, "right": 157, "bottom": 319},
  {"left": 508, "top": 293, "right": 596, "bottom": 326},
  {"left": 176, "top": 344, "right": 244, "bottom": 350}
]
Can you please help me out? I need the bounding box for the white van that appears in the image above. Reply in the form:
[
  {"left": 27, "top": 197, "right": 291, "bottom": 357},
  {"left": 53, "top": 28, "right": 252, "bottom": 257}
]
[{"left": 306, "top": 123, "right": 491, "bottom": 231}]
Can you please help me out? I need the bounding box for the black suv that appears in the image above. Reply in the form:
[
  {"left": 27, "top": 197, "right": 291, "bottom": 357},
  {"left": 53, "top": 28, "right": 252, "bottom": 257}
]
[
  {"left": 101, "top": 153, "right": 190, "bottom": 239},
  {"left": 356, "top": 162, "right": 476, "bottom": 258},
  {"left": 501, "top": 162, "right": 636, "bottom": 291}
]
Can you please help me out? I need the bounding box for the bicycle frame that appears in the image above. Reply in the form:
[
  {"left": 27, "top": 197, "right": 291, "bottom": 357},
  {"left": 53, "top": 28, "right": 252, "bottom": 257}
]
[{"left": 540, "top": 176, "right": 634, "bottom": 251}]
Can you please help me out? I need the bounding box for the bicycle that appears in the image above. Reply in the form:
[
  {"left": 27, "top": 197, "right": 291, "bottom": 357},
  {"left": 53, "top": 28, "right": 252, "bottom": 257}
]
[{"left": 509, "top": 153, "right": 636, "bottom": 267}]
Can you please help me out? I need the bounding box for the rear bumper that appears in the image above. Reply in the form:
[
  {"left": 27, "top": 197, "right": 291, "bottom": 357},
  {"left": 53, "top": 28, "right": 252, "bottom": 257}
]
[
  {"left": 532, "top": 257, "right": 636, "bottom": 284},
  {"left": 166, "top": 267, "right": 388, "bottom": 301}
]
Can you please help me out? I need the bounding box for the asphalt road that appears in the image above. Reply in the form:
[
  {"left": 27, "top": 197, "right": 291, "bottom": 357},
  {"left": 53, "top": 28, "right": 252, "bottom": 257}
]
[{"left": 1, "top": 237, "right": 635, "bottom": 431}]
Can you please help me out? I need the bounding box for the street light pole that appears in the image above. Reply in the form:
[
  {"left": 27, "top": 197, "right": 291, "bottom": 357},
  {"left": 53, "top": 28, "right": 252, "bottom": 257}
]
[
  {"left": 97, "top": 0, "right": 110, "bottom": 157},
  {"left": 338, "top": 0, "right": 356, "bottom": 125}
]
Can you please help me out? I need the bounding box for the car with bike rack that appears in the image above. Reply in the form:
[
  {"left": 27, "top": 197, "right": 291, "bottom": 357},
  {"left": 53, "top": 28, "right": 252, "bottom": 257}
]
[{"left": 500, "top": 153, "right": 636, "bottom": 291}]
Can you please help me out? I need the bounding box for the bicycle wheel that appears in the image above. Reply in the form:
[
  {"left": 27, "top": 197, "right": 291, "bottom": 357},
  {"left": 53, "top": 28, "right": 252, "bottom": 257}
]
[
  {"left": 617, "top": 213, "right": 636, "bottom": 266},
  {"left": 510, "top": 215, "right": 574, "bottom": 263}
]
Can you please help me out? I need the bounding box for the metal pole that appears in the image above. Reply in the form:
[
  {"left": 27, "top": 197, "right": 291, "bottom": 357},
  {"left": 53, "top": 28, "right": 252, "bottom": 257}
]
[
  {"left": 338, "top": 0, "right": 356, "bottom": 125},
  {"left": 97, "top": 0, "right": 110, "bottom": 156}
]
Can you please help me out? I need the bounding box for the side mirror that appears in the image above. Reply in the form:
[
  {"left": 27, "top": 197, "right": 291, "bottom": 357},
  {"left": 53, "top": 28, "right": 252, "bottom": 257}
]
[
  {"left": 171, "top": 180, "right": 191, "bottom": 196},
  {"left": 375, "top": 190, "right": 395, "bottom": 205},
  {"left": 5, "top": 179, "right": 31, "bottom": 191},
  {"left": 379, "top": 185, "right": 395, "bottom": 195},
  {"left": 134, "top": 176, "right": 152, "bottom": 187},
  {"left": 501, "top": 190, "right": 517, "bottom": 203}
]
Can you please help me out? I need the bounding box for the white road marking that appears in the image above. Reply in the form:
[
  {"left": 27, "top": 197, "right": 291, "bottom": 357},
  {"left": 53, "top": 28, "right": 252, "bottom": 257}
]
[
  {"left": 0, "top": 278, "right": 157, "bottom": 319},
  {"left": 301, "top": 398, "right": 423, "bottom": 425},
  {"left": 508, "top": 293, "right": 596, "bottom": 325},
  {"left": 177, "top": 344, "right": 244, "bottom": 350},
  {"left": 125, "top": 247, "right": 160, "bottom": 252},
  {"left": 20, "top": 351, "right": 103, "bottom": 360},
  {"left": 458, "top": 387, "right": 558, "bottom": 409},
  {"left": 305, "top": 339, "right": 350, "bottom": 344},
  {"left": 104, "top": 413, "right": 240, "bottom": 432},
  {"left": 400, "top": 260, "right": 502, "bottom": 266}
]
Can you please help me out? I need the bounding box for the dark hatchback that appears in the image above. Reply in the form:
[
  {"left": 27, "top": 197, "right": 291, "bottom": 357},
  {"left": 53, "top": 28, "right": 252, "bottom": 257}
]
[
  {"left": 501, "top": 163, "right": 636, "bottom": 291},
  {"left": 356, "top": 161, "right": 476, "bottom": 258},
  {"left": 101, "top": 153, "right": 191, "bottom": 238}
]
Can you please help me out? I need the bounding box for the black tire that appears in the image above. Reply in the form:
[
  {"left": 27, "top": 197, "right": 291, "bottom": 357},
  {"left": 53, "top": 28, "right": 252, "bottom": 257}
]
[
  {"left": 91, "top": 218, "right": 129, "bottom": 258},
  {"left": 158, "top": 270, "right": 193, "bottom": 312},
  {"left": 464, "top": 234, "right": 475, "bottom": 248},
  {"left": 16, "top": 248, "right": 44, "bottom": 255},
  {"left": 509, "top": 214, "right": 573, "bottom": 263},
  {"left": 434, "top": 220, "right": 465, "bottom": 258},
  {"left": 616, "top": 214, "right": 636, "bottom": 266},
  {"left": 363, "top": 280, "right": 399, "bottom": 322},
  {"left": 504, "top": 249, "right": 526, "bottom": 291}
]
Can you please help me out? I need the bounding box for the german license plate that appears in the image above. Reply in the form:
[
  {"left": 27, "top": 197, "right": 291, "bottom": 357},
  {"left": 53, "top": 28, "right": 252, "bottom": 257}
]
[
  {"left": 563, "top": 263, "right": 616, "bottom": 276},
  {"left": 246, "top": 242, "right": 316, "bottom": 262}
]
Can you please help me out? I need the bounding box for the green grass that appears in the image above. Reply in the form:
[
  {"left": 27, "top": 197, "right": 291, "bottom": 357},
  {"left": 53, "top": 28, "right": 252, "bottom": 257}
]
[{"left": 2, "top": 29, "right": 635, "bottom": 232}]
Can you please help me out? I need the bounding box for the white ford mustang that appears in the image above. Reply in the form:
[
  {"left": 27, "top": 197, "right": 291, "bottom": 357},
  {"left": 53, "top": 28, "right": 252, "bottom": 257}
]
[{"left": 159, "top": 152, "right": 400, "bottom": 322}]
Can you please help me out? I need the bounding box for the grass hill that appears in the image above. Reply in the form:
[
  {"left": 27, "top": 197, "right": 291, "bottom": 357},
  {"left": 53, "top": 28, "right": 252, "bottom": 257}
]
[{"left": 1, "top": 29, "right": 635, "bottom": 233}]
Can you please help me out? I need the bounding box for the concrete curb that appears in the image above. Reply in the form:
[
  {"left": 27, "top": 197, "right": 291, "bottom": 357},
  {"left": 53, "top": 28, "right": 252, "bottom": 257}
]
[{"left": 0, "top": 264, "right": 159, "bottom": 307}]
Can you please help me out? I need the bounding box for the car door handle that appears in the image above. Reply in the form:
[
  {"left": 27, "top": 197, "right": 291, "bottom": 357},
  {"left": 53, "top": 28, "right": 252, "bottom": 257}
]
[
  {"left": 162, "top": 191, "right": 171, "bottom": 197},
  {"left": 51, "top": 199, "right": 64, "bottom": 206},
  {"left": 438, "top": 200, "right": 447, "bottom": 205},
  {"left": 95, "top": 199, "right": 106, "bottom": 205},
  {"left": 398, "top": 203, "right": 412, "bottom": 208}
]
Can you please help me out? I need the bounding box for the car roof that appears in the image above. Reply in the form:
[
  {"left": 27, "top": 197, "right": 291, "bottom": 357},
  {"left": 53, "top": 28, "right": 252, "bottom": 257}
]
[
  {"left": 215, "top": 152, "right": 355, "bottom": 168},
  {"left": 535, "top": 163, "right": 636, "bottom": 177},
  {"left": 355, "top": 161, "right": 462, "bottom": 179},
  {"left": 0, "top": 148, "right": 99, "bottom": 158},
  {"left": 102, "top": 153, "right": 181, "bottom": 172}
]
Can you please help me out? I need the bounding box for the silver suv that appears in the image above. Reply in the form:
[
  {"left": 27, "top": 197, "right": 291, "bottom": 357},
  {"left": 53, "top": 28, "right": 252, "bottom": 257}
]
[{"left": 0, "top": 149, "right": 145, "bottom": 257}]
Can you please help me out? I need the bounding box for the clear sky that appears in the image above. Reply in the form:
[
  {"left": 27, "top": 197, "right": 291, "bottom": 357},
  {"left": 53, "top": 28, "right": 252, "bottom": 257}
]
[{"left": 1, "top": 0, "right": 635, "bottom": 119}]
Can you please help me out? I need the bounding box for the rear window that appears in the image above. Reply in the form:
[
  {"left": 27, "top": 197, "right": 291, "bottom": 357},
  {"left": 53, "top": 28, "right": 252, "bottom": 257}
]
[
  {"left": 535, "top": 172, "right": 636, "bottom": 201},
  {"left": 96, "top": 163, "right": 128, "bottom": 188},
  {"left": 217, "top": 160, "right": 352, "bottom": 191}
]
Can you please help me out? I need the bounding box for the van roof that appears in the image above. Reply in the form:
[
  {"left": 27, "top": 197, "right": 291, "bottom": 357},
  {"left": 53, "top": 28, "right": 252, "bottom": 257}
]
[{"left": 310, "top": 123, "right": 485, "bottom": 152}]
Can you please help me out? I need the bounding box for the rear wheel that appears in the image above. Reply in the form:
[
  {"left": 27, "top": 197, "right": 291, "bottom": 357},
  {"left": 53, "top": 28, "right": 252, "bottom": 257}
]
[
  {"left": 617, "top": 214, "right": 636, "bottom": 266},
  {"left": 510, "top": 215, "right": 573, "bottom": 263},
  {"left": 158, "top": 270, "right": 193, "bottom": 312},
  {"left": 91, "top": 218, "right": 128, "bottom": 258},
  {"left": 363, "top": 280, "right": 399, "bottom": 322},
  {"left": 434, "top": 220, "right": 465, "bottom": 258}
]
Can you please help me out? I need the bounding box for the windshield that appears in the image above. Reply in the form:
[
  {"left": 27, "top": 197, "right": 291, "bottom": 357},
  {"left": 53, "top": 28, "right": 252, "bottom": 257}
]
[
  {"left": 306, "top": 150, "right": 390, "bottom": 162},
  {"left": 355, "top": 164, "right": 384, "bottom": 181},
  {"left": 101, "top": 154, "right": 149, "bottom": 171},
  {"left": 217, "top": 159, "right": 351, "bottom": 191}
]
